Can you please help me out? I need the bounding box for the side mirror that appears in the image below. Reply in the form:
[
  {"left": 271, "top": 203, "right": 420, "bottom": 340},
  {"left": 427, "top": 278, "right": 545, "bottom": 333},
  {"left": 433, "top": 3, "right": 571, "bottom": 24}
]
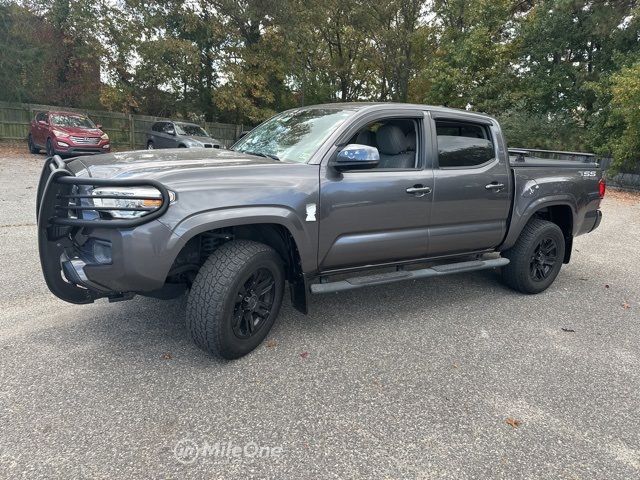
[
  {"left": 238, "top": 130, "right": 251, "bottom": 140},
  {"left": 331, "top": 144, "right": 380, "bottom": 171},
  {"left": 96, "top": 124, "right": 102, "bottom": 129},
  {"left": 166, "top": 128, "right": 176, "bottom": 136},
  {"left": 38, "top": 120, "right": 47, "bottom": 126}
]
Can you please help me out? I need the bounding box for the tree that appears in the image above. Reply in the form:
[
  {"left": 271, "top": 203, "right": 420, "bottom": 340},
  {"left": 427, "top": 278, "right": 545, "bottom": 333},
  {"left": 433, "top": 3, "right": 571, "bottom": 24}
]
[
  {"left": 409, "top": 0, "right": 524, "bottom": 114},
  {"left": 603, "top": 63, "right": 640, "bottom": 172}
]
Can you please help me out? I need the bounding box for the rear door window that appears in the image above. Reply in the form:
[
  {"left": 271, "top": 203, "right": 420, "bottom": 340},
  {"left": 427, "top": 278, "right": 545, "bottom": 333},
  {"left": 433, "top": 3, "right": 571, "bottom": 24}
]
[{"left": 435, "top": 120, "right": 495, "bottom": 168}]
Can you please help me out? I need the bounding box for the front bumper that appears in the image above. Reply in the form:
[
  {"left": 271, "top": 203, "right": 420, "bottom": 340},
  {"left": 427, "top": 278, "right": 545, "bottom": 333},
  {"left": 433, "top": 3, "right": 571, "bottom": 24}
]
[
  {"left": 37, "top": 156, "right": 176, "bottom": 304},
  {"left": 55, "top": 144, "right": 111, "bottom": 156}
]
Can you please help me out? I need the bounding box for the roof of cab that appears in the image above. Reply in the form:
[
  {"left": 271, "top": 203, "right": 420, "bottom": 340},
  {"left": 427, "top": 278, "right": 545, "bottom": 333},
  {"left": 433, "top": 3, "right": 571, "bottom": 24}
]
[{"left": 291, "top": 102, "right": 497, "bottom": 123}]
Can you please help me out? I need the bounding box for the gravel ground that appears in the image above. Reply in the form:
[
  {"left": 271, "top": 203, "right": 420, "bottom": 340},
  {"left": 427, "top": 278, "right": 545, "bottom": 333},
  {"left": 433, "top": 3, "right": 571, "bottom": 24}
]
[{"left": 1, "top": 149, "right": 639, "bottom": 479}]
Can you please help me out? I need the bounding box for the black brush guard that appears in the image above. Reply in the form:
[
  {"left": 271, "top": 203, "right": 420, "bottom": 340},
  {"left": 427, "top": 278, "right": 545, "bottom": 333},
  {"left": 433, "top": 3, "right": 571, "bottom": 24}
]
[{"left": 37, "top": 155, "right": 171, "bottom": 304}]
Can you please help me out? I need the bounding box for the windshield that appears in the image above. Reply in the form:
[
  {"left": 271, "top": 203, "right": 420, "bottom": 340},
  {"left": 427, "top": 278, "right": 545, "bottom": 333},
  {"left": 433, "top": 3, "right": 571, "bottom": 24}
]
[
  {"left": 51, "top": 114, "right": 96, "bottom": 128},
  {"left": 175, "top": 123, "right": 209, "bottom": 137},
  {"left": 233, "top": 108, "right": 354, "bottom": 163}
]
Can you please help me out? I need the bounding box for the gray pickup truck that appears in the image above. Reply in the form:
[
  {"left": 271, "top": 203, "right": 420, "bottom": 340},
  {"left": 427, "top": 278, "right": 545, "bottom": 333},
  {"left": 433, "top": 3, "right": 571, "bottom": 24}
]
[{"left": 37, "top": 103, "right": 605, "bottom": 359}]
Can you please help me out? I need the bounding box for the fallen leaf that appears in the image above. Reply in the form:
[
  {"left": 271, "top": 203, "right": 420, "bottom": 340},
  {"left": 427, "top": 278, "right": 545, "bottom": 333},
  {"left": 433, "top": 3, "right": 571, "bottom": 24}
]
[
  {"left": 453, "top": 363, "right": 460, "bottom": 368},
  {"left": 161, "top": 352, "right": 173, "bottom": 360},
  {"left": 506, "top": 418, "right": 521, "bottom": 428},
  {"left": 265, "top": 340, "right": 277, "bottom": 348},
  {"left": 605, "top": 284, "right": 610, "bottom": 289},
  {"left": 623, "top": 302, "right": 631, "bottom": 310},
  {"left": 561, "top": 328, "right": 575, "bottom": 333},
  {"left": 299, "top": 351, "right": 310, "bottom": 359}
]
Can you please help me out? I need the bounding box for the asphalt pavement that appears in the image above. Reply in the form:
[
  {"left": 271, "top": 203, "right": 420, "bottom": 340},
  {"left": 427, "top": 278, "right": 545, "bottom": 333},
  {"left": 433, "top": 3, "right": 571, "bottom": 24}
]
[{"left": 1, "top": 150, "right": 639, "bottom": 479}]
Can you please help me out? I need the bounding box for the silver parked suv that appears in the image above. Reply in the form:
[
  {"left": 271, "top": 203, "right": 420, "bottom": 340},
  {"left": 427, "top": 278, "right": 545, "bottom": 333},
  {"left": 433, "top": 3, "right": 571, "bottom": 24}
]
[{"left": 146, "top": 121, "right": 222, "bottom": 149}]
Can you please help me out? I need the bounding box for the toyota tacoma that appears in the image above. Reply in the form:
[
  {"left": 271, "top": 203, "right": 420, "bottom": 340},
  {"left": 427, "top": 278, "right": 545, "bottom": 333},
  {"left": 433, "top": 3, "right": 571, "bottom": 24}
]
[{"left": 37, "top": 103, "right": 605, "bottom": 359}]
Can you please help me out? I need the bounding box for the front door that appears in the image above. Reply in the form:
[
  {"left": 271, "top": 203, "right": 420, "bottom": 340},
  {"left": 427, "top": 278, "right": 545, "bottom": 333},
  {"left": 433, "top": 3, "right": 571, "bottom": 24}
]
[
  {"left": 318, "top": 114, "right": 433, "bottom": 271},
  {"left": 427, "top": 115, "right": 512, "bottom": 256},
  {"left": 34, "top": 112, "right": 47, "bottom": 146}
]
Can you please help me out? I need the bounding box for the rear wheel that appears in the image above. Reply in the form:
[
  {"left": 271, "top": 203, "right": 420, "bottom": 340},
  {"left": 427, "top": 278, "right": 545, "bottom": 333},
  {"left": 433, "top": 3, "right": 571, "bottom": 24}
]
[
  {"left": 28, "top": 134, "right": 39, "bottom": 154},
  {"left": 502, "top": 218, "right": 565, "bottom": 294},
  {"left": 186, "top": 240, "right": 284, "bottom": 359}
]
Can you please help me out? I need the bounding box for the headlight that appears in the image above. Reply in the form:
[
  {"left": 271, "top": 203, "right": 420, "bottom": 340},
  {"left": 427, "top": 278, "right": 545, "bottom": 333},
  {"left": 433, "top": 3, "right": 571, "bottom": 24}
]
[
  {"left": 101, "top": 133, "right": 109, "bottom": 140},
  {"left": 91, "top": 186, "right": 176, "bottom": 219},
  {"left": 52, "top": 129, "right": 68, "bottom": 137}
]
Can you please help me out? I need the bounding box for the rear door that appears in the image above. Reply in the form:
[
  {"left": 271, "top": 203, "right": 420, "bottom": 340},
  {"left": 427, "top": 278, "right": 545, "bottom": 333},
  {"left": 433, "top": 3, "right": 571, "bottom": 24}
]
[
  {"left": 149, "top": 122, "right": 162, "bottom": 147},
  {"left": 427, "top": 112, "right": 512, "bottom": 256}
]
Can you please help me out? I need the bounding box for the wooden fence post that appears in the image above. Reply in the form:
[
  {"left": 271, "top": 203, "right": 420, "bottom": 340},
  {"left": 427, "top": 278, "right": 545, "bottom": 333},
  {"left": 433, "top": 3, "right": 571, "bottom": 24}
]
[{"left": 128, "top": 113, "right": 135, "bottom": 149}]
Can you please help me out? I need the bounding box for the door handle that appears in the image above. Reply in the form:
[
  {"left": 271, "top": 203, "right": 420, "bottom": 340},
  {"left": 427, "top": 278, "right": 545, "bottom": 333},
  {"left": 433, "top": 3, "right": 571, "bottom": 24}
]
[
  {"left": 485, "top": 182, "right": 505, "bottom": 191},
  {"left": 406, "top": 185, "right": 432, "bottom": 197}
]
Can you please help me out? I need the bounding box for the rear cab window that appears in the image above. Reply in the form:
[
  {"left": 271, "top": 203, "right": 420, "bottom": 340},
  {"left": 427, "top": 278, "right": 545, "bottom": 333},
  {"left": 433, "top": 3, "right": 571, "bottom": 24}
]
[{"left": 435, "top": 120, "right": 495, "bottom": 168}]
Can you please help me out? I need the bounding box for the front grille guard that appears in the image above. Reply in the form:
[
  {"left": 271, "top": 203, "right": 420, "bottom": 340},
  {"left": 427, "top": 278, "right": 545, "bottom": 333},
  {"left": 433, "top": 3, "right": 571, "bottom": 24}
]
[
  {"left": 37, "top": 155, "right": 171, "bottom": 229},
  {"left": 36, "top": 155, "right": 171, "bottom": 304}
]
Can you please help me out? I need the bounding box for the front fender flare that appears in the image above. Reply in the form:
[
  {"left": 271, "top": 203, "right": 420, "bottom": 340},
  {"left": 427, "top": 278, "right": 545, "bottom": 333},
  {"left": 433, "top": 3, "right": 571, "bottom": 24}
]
[{"left": 165, "top": 206, "right": 316, "bottom": 273}]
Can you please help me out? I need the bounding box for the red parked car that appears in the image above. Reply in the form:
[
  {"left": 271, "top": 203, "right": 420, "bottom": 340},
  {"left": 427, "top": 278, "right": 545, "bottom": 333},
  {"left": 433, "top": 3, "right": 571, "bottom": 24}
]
[{"left": 28, "top": 111, "right": 110, "bottom": 157}]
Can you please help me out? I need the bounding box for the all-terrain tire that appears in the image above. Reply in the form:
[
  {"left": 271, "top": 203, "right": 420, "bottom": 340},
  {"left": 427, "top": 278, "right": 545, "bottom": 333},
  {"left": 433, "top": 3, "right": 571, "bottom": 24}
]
[
  {"left": 186, "top": 240, "right": 284, "bottom": 359},
  {"left": 502, "top": 218, "right": 565, "bottom": 294}
]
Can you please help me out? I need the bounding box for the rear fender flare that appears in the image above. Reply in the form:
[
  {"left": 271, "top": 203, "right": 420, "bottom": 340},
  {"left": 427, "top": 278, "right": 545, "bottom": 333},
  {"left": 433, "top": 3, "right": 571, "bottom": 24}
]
[{"left": 500, "top": 196, "right": 577, "bottom": 251}]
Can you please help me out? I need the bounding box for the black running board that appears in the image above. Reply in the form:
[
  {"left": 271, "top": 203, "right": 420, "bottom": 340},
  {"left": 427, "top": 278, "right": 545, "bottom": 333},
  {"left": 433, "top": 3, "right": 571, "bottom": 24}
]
[{"left": 310, "top": 258, "right": 510, "bottom": 294}]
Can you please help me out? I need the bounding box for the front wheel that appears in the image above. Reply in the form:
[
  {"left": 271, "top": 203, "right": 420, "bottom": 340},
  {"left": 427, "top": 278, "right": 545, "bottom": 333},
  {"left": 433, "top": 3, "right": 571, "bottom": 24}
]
[
  {"left": 186, "top": 240, "right": 285, "bottom": 359},
  {"left": 147, "top": 141, "right": 154, "bottom": 150},
  {"left": 46, "top": 138, "right": 55, "bottom": 157},
  {"left": 501, "top": 218, "right": 565, "bottom": 294},
  {"left": 28, "top": 134, "right": 39, "bottom": 154}
]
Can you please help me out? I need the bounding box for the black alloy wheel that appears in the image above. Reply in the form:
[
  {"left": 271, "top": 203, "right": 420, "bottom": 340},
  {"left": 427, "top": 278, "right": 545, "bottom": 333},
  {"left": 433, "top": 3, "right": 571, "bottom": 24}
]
[
  {"left": 529, "top": 237, "right": 559, "bottom": 281},
  {"left": 232, "top": 267, "right": 276, "bottom": 339}
]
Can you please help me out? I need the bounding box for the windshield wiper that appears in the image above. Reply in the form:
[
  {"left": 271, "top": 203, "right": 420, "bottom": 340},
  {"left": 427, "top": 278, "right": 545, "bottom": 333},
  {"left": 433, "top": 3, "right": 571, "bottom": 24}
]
[{"left": 243, "top": 150, "right": 280, "bottom": 161}]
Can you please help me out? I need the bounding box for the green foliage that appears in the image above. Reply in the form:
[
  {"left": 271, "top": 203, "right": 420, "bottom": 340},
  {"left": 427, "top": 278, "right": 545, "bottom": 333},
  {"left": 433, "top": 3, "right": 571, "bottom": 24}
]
[
  {"left": 498, "top": 110, "right": 586, "bottom": 151},
  {"left": 0, "top": 1, "right": 103, "bottom": 107},
  {"left": 605, "top": 63, "right": 640, "bottom": 172},
  {"left": 2, "top": 0, "right": 640, "bottom": 169}
]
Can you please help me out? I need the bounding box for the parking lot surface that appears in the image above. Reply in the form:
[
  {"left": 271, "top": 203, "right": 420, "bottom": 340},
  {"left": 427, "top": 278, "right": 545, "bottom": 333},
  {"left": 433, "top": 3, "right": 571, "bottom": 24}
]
[{"left": 1, "top": 149, "right": 639, "bottom": 479}]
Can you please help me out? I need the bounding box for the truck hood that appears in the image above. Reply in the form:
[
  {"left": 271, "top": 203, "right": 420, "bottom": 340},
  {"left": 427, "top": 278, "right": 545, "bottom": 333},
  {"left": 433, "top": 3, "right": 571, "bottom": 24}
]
[{"left": 68, "top": 148, "right": 282, "bottom": 180}]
